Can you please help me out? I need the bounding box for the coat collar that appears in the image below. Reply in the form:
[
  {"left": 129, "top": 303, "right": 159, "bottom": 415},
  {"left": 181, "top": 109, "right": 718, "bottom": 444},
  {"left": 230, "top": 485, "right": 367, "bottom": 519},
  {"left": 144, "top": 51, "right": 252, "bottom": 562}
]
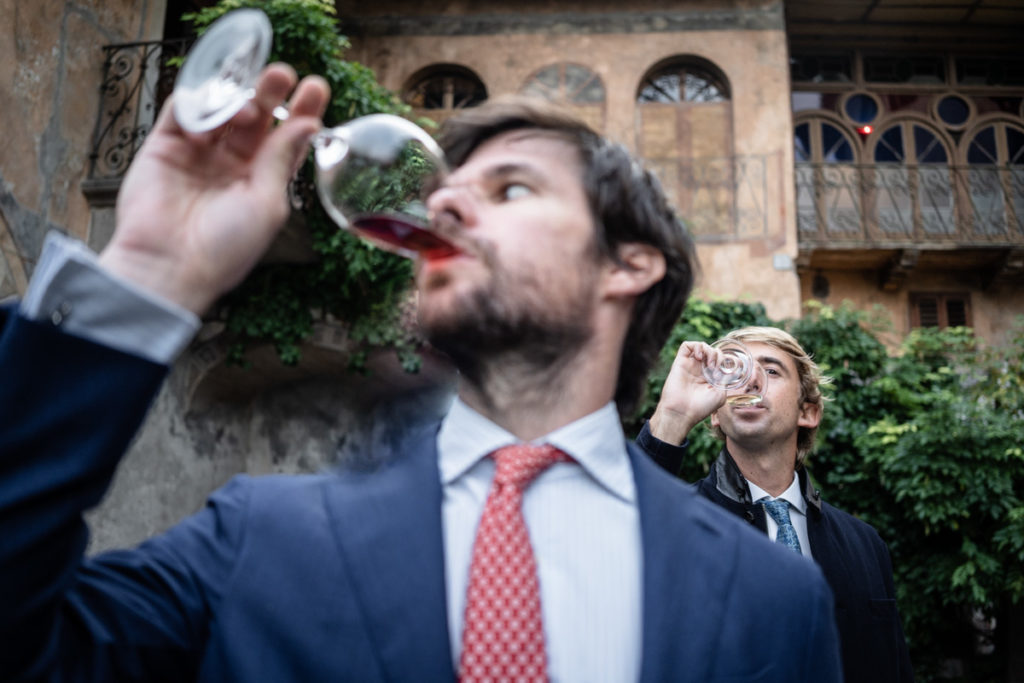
[{"left": 712, "top": 448, "right": 822, "bottom": 512}]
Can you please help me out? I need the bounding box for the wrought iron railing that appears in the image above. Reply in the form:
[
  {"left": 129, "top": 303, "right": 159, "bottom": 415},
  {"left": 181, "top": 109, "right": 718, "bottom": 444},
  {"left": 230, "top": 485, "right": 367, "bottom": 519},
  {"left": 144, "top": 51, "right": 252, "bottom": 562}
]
[
  {"left": 87, "top": 39, "right": 189, "bottom": 182},
  {"left": 796, "top": 162, "right": 1024, "bottom": 248}
]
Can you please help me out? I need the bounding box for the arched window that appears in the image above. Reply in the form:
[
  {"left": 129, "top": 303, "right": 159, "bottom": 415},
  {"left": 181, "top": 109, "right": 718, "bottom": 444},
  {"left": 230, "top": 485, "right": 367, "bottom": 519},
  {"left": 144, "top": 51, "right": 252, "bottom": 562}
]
[
  {"left": 793, "top": 116, "right": 861, "bottom": 240},
  {"left": 520, "top": 63, "right": 605, "bottom": 131},
  {"left": 402, "top": 64, "right": 487, "bottom": 126},
  {"left": 638, "top": 60, "right": 729, "bottom": 103},
  {"left": 962, "top": 120, "right": 1024, "bottom": 237},
  {"left": 869, "top": 119, "right": 955, "bottom": 237},
  {"left": 636, "top": 56, "right": 734, "bottom": 239}
]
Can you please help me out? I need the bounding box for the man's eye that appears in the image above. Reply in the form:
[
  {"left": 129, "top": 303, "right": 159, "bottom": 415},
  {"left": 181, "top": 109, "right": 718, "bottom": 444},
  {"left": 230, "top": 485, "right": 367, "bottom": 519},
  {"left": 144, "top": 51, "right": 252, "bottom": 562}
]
[{"left": 502, "top": 183, "right": 531, "bottom": 200}]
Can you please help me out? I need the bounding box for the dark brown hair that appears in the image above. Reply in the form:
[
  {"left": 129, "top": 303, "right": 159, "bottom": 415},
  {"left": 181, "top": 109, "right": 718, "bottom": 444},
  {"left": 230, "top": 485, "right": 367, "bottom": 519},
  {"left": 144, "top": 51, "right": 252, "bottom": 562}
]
[{"left": 438, "top": 96, "right": 697, "bottom": 414}]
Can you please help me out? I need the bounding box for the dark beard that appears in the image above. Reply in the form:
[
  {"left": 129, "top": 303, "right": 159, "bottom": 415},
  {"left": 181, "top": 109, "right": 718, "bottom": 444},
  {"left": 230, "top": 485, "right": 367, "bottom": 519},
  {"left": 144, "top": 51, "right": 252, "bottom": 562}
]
[{"left": 421, "top": 256, "right": 596, "bottom": 387}]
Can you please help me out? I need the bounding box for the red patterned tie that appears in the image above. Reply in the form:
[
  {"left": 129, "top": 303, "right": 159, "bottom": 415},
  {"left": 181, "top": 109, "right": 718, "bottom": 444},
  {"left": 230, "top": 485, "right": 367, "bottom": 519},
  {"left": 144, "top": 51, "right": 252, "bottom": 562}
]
[{"left": 459, "top": 444, "right": 570, "bottom": 683}]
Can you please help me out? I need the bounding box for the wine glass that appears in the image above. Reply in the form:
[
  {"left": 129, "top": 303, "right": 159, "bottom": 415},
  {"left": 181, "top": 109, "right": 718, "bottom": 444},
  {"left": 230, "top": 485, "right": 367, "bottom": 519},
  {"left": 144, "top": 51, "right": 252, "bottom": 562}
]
[
  {"left": 702, "top": 339, "right": 768, "bottom": 406},
  {"left": 171, "top": 8, "right": 458, "bottom": 260}
]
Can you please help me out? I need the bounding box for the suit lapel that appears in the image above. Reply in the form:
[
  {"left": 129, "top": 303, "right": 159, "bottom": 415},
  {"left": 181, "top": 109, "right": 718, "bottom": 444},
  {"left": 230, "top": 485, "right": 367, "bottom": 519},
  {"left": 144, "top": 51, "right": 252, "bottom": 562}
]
[
  {"left": 629, "top": 444, "right": 738, "bottom": 683},
  {"left": 323, "top": 423, "right": 455, "bottom": 681}
]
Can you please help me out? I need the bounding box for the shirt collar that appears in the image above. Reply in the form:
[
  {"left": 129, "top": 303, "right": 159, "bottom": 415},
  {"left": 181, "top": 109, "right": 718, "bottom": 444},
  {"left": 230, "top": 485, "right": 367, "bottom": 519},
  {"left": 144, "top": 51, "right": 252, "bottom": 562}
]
[
  {"left": 437, "top": 397, "right": 635, "bottom": 503},
  {"left": 748, "top": 472, "right": 807, "bottom": 516}
]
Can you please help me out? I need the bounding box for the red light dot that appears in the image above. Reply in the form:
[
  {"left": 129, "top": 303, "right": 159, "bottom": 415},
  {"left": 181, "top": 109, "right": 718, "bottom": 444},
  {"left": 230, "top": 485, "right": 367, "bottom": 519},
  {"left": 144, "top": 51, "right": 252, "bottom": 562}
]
[{"left": 858, "top": 125, "right": 873, "bottom": 135}]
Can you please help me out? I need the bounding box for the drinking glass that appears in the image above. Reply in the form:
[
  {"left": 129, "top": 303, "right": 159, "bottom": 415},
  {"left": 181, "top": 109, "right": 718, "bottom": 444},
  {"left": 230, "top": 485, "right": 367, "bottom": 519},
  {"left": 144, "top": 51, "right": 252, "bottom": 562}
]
[
  {"left": 701, "top": 339, "right": 767, "bottom": 406},
  {"left": 171, "top": 8, "right": 458, "bottom": 260}
]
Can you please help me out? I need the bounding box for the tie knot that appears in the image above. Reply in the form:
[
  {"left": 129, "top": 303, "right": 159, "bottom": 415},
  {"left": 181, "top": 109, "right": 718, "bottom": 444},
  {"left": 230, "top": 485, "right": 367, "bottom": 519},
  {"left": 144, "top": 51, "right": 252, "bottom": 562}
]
[
  {"left": 491, "top": 444, "right": 569, "bottom": 490},
  {"left": 761, "top": 498, "right": 793, "bottom": 525}
]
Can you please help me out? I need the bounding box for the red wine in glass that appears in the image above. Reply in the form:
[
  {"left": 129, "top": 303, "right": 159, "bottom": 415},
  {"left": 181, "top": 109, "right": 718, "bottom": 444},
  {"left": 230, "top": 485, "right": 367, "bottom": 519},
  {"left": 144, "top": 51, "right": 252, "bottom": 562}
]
[{"left": 351, "top": 215, "right": 460, "bottom": 260}]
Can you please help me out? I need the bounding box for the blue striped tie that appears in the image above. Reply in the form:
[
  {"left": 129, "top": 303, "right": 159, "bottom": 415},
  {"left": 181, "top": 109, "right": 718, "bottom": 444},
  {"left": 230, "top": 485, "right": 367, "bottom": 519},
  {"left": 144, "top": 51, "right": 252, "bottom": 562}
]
[{"left": 761, "top": 499, "right": 802, "bottom": 555}]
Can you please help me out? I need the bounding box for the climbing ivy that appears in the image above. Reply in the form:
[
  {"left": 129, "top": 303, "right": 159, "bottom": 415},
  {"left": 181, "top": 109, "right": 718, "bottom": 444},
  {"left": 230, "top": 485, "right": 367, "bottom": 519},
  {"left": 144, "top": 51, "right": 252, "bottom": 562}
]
[{"left": 182, "top": 0, "right": 425, "bottom": 370}]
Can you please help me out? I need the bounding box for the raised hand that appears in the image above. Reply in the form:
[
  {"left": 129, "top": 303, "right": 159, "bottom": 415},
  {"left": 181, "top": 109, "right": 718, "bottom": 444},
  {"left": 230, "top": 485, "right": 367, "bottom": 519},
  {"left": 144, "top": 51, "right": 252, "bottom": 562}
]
[
  {"left": 648, "top": 341, "right": 727, "bottom": 445},
  {"left": 99, "top": 63, "right": 330, "bottom": 314}
]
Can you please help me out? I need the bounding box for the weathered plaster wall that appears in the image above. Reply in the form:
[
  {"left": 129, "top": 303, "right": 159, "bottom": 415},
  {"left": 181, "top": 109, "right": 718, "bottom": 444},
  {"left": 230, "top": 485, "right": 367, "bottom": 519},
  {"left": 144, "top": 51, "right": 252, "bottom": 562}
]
[
  {"left": 86, "top": 337, "right": 458, "bottom": 553},
  {"left": 0, "top": 0, "right": 165, "bottom": 297}
]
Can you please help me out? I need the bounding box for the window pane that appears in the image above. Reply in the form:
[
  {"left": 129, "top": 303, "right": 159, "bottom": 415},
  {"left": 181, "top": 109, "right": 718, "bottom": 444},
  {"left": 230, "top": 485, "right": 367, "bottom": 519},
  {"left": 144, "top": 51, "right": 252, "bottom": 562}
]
[
  {"left": 795, "top": 123, "right": 811, "bottom": 162},
  {"left": 917, "top": 297, "right": 940, "bottom": 327},
  {"left": 1008, "top": 127, "right": 1024, "bottom": 166},
  {"left": 790, "top": 54, "right": 853, "bottom": 83},
  {"left": 564, "top": 64, "right": 605, "bottom": 103},
  {"left": 947, "top": 299, "right": 967, "bottom": 327},
  {"left": 875, "top": 126, "right": 905, "bottom": 163},
  {"left": 864, "top": 55, "right": 945, "bottom": 85},
  {"left": 639, "top": 73, "right": 680, "bottom": 103},
  {"left": 684, "top": 73, "right": 724, "bottom": 102},
  {"left": 956, "top": 57, "right": 1024, "bottom": 87},
  {"left": 405, "top": 69, "right": 487, "bottom": 110},
  {"left": 914, "top": 126, "right": 947, "bottom": 164},
  {"left": 968, "top": 126, "right": 998, "bottom": 165},
  {"left": 936, "top": 95, "right": 970, "bottom": 127},
  {"left": 638, "top": 61, "right": 728, "bottom": 103},
  {"left": 822, "top": 123, "right": 853, "bottom": 163},
  {"left": 844, "top": 94, "right": 878, "bottom": 124}
]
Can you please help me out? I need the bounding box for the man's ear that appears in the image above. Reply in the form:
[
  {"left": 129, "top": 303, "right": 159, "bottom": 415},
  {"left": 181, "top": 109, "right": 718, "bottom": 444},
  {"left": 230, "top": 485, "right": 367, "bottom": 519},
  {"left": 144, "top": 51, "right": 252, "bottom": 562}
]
[
  {"left": 603, "top": 242, "right": 666, "bottom": 298},
  {"left": 798, "top": 400, "right": 822, "bottom": 429}
]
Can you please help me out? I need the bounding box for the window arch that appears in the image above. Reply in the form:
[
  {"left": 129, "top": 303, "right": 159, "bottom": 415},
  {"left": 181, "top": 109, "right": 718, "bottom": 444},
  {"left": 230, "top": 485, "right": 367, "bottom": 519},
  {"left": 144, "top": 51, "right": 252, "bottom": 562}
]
[
  {"left": 868, "top": 118, "right": 955, "bottom": 237},
  {"left": 793, "top": 114, "right": 861, "bottom": 239},
  {"left": 961, "top": 117, "right": 1024, "bottom": 237},
  {"left": 402, "top": 64, "right": 487, "bottom": 126},
  {"left": 520, "top": 63, "right": 605, "bottom": 131},
  {"left": 637, "top": 57, "right": 730, "bottom": 103},
  {"left": 635, "top": 56, "right": 735, "bottom": 240}
]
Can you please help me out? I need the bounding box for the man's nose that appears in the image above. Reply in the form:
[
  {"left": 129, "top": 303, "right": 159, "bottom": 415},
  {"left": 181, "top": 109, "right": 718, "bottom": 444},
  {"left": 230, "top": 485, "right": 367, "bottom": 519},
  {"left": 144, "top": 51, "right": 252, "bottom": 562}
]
[
  {"left": 425, "top": 182, "right": 480, "bottom": 232},
  {"left": 744, "top": 364, "right": 765, "bottom": 392}
]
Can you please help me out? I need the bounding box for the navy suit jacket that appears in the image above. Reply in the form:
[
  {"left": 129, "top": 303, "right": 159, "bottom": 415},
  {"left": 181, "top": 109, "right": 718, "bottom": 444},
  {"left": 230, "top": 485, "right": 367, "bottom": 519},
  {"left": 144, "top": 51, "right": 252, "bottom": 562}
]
[{"left": 0, "top": 308, "right": 842, "bottom": 682}]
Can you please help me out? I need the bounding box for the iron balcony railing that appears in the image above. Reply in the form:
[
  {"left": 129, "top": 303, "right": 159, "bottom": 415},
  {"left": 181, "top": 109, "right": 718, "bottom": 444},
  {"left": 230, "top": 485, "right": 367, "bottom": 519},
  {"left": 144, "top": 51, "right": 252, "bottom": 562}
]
[
  {"left": 796, "top": 162, "right": 1024, "bottom": 248},
  {"left": 87, "top": 39, "right": 189, "bottom": 183}
]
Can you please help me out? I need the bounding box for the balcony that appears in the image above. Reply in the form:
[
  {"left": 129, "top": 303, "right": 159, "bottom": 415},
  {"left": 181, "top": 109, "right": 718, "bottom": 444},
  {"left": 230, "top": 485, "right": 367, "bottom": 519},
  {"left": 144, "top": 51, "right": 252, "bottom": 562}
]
[
  {"left": 82, "top": 39, "right": 189, "bottom": 206},
  {"left": 795, "top": 162, "right": 1024, "bottom": 289}
]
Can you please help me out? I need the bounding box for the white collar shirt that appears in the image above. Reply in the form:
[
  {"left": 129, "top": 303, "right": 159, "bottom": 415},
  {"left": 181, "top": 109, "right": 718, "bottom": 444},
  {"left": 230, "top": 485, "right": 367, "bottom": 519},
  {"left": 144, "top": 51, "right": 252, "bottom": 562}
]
[{"left": 439, "top": 397, "right": 642, "bottom": 683}]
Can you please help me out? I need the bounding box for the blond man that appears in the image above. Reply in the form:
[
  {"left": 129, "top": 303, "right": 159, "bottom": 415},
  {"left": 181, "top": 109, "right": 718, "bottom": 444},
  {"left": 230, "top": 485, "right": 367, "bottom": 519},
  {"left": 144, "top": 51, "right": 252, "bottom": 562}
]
[{"left": 638, "top": 326, "right": 913, "bottom": 683}]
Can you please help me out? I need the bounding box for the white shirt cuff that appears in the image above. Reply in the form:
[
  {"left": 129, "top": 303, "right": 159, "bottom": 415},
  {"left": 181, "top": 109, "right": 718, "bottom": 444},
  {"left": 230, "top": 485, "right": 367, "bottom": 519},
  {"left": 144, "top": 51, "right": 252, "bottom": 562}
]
[{"left": 19, "top": 232, "right": 200, "bottom": 364}]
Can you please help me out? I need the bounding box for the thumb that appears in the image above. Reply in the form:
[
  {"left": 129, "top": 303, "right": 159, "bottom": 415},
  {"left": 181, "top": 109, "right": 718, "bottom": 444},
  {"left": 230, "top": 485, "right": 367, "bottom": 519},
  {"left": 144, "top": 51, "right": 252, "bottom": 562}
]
[{"left": 252, "top": 117, "right": 320, "bottom": 196}]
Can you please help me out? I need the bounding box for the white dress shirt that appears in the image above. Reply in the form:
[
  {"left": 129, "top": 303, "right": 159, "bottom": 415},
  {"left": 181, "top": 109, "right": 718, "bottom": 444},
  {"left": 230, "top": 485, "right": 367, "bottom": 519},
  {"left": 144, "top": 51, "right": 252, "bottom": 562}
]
[
  {"left": 439, "top": 398, "right": 643, "bottom": 683},
  {"left": 748, "top": 474, "right": 813, "bottom": 559}
]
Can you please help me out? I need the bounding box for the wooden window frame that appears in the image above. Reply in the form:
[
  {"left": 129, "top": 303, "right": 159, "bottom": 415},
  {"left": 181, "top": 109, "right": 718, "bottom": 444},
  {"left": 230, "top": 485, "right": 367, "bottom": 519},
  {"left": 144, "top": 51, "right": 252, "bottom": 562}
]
[{"left": 909, "top": 292, "right": 972, "bottom": 329}]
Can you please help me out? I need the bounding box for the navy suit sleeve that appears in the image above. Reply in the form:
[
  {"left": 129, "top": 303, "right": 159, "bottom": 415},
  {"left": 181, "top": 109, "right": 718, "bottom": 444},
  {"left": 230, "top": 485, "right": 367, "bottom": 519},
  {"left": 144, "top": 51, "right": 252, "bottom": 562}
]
[
  {"left": 635, "top": 420, "right": 689, "bottom": 478},
  {"left": 0, "top": 307, "right": 182, "bottom": 680}
]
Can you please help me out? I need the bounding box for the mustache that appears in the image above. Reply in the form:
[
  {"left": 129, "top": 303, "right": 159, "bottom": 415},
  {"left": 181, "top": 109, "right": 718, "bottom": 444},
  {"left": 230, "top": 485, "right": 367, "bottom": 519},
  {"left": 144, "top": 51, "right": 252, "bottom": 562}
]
[{"left": 428, "top": 212, "right": 487, "bottom": 260}]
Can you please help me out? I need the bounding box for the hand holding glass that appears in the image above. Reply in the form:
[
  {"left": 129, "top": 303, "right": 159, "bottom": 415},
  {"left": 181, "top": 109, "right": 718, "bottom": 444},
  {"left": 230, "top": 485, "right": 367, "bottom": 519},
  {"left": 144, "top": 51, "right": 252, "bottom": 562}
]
[
  {"left": 172, "top": 8, "right": 458, "bottom": 260},
  {"left": 701, "top": 339, "right": 767, "bottom": 406}
]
